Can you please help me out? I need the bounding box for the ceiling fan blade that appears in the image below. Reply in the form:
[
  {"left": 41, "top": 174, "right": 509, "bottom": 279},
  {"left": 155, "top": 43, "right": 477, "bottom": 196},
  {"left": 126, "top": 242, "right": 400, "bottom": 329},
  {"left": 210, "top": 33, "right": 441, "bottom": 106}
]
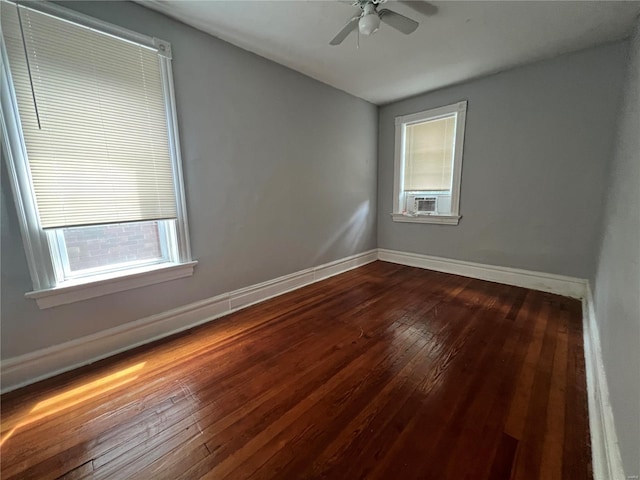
[
  {"left": 330, "top": 15, "right": 360, "bottom": 45},
  {"left": 378, "top": 9, "right": 419, "bottom": 35},
  {"left": 397, "top": 1, "right": 438, "bottom": 17}
]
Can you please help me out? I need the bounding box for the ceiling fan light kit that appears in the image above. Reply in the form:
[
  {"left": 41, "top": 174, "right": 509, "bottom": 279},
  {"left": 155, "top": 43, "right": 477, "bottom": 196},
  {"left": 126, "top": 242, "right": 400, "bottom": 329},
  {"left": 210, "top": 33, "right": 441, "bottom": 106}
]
[
  {"left": 359, "top": 4, "right": 380, "bottom": 35},
  {"left": 330, "top": 0, "right": 437, "bottom": 46}
]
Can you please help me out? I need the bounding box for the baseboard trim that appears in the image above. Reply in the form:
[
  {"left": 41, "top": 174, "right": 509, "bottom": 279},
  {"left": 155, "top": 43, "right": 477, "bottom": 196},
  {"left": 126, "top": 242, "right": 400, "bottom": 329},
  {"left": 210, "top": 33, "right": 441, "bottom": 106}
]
[
  {"left": 582, "top": 285, "right": 626, "bottom": 480},
  {"left": 377, "top": 248, "right": 587, "bottom": 299},
  {"left": 0, "top": 249, "right": 377, "bottom": 394}
]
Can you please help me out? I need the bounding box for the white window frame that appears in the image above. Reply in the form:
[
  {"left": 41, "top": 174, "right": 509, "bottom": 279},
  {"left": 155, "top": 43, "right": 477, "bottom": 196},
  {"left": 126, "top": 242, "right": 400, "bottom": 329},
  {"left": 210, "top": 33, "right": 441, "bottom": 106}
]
[
  {"left": 0, "top": 1, "right": 196, "bottom": 309},
  {"left": 391, "top": 100, "right": 468, "bottom": 225}
]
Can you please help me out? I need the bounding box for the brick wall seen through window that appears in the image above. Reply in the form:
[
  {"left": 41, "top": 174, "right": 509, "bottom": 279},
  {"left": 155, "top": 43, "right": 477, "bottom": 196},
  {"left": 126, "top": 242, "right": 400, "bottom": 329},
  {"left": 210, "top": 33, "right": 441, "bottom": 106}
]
[{"left": 63, "top": 221, "right": 163, "bottom": 271}]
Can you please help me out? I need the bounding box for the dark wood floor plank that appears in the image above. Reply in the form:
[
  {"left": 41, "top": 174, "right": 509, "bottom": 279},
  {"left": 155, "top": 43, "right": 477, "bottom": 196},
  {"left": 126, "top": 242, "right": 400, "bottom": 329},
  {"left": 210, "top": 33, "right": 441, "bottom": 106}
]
[
  {"left": 511, "top": 297, "right": 561, "bottom": 480},
  {"left": 457, "top": 289, "right": 535, "bottom": 479},
  {"left": 487, "top": 433, "right": 519, "bottom": 480},
  {"left": 89, "top": 308, "right": 405, "bottom": 475},
  {"left": 198, "top": 327, "right": 424, "bottom": 479},
  {"left": 0, "top": 261, "right": 591, "bottom": 480},
  {"left": 504, "top": 292, "right": 549, "bottom": 439},
  {"left": 175, "top": 269, "right": 472, "bottom": 479},
  {"left": 55, "top": 460, "right": 93, "bottom": 480},
  {"left": 363, "top": 282, "right": 526, "bottom": 480},
  {"left": 538, "top": 303, "right": 570, "bottom": 480},
  {"left": 243, "top": 280, "right": 470, "bottom": 480},
  {"left": 433, "top": 288, "right": 535, "bottom": 480},
  {"left": 254, "top": 284, "right": 469, "bottom": 480},
  {"left": 218, "top": 332, "right": 430, "bottom": 479},
  {"left": 298, "top": 282, "right": 503, "bottom": 480},
  {"left": 96, "top": 288, "right": 429, "bottom": 478}
]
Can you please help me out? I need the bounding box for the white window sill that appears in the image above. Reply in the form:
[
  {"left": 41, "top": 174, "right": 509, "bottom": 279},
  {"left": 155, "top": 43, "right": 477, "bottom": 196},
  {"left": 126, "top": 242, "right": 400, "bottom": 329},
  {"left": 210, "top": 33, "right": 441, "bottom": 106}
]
[
  {"left": 391, "top": 213, "right": 461, "bottom": 225},
  {"left": 25, "top": 261, "right": 197, "bottom": 309}
]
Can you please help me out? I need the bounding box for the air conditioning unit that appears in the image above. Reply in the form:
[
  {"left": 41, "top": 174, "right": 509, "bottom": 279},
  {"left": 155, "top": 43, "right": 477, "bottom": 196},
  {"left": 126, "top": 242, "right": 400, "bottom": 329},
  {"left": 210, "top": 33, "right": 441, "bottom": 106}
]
[{"left": 406, "top": 195, "right": 437, "bottom": 214}]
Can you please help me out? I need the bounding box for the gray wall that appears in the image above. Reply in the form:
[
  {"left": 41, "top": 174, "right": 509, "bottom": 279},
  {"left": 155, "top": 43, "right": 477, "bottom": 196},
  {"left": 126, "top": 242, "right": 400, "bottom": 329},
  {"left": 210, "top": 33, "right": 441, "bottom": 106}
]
[
  {"left": 0, "top": 1, "right": 378, "bottom": 359},
  {"left": 377, "top": 43, "right": 628, "bottom": 278},
  {"left": 593, "top": 20, "right": 640, "bottom": 477}
]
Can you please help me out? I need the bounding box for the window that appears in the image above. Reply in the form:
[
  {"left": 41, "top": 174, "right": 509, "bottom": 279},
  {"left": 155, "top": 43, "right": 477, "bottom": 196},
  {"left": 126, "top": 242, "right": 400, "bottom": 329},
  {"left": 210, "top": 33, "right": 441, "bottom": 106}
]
[
  {"left": 392, "top": 101, "right": 468, "bottom": 225},
  {"left": 1, "top": 1, "right": 195, "bottom": 308}
]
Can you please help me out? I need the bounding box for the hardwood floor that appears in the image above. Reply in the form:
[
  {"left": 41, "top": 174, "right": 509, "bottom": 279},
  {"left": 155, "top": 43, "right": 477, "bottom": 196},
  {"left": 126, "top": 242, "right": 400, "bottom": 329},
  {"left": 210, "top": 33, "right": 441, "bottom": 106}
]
[{"left": 0, "top": 261, "right": 591, "bottom": 480}]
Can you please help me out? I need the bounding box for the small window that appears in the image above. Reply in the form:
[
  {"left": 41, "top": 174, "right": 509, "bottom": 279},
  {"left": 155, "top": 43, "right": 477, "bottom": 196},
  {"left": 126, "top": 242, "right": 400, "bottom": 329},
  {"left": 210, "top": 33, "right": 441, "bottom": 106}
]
[
  {"left": 392, "top": 101, "right": 467, "bottom": 225},
  {"left": 1, "top": 1, "right": 194, "bottom": 306}
]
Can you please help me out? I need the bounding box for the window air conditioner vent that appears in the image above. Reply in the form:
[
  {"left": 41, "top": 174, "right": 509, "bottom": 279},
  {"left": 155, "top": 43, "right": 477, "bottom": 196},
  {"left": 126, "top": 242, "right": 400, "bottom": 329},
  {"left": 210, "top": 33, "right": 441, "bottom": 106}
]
[{"left": 414, "top": 196, "right": 437, "bottom": 213}]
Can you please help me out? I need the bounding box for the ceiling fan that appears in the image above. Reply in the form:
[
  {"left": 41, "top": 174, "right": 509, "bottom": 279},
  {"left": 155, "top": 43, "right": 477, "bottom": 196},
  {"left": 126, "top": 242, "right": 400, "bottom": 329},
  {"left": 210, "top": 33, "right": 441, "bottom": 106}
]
[{"left": 330, "top": 0, "right": 438, "bottom": 46}]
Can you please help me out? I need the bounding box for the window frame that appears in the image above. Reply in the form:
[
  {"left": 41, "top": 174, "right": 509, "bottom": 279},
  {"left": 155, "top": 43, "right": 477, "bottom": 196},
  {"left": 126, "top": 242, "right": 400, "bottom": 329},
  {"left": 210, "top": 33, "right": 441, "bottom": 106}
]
[
  {"left": 391, "top": 100, "right": 468, "bottom": 225},
  {"left": 0, "top": 0, "right": 195, "bottom": 308}
]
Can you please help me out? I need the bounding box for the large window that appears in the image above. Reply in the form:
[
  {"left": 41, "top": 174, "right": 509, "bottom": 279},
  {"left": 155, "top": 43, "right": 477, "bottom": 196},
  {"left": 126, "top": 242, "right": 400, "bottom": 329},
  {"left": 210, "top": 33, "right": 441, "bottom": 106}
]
[
  {"left": 392, "top": 101, "right": 467, "bottom": 225},
  {"left": 1, "top": 1, "right": 194, "bottom": 308}
]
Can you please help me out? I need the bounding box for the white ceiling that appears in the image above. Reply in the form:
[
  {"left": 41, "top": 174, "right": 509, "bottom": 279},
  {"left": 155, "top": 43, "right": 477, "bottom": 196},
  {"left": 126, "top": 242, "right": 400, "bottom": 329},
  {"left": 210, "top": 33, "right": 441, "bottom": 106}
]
[{"left": 140, "top": 0, "right": 640, "bottom": 104}]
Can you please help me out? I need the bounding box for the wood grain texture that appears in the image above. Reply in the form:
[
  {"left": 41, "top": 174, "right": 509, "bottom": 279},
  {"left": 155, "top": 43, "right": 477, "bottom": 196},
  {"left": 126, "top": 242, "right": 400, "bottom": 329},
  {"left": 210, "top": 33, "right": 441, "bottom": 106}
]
[{"left": 0, "top": 261, "right": 591, "bottom": 480}]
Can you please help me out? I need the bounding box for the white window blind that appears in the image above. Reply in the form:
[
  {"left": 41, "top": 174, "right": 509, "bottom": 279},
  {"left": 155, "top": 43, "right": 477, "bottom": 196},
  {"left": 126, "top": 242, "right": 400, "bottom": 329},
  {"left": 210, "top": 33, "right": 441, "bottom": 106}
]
[
  {"left": 403, "top": 115, "right": 456, "bottom": 192},
  {"left": 2, "top": 4, "right": 178, "bottom": 229}
]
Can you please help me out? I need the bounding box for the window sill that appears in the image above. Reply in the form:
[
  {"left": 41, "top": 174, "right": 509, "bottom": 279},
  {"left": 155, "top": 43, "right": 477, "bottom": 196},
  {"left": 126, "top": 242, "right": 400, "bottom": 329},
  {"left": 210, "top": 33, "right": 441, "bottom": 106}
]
[
  {"left": 25, "top": 261, "right": 197, "bottom": 309},
  {"left": 391, "top": 213, "right": 461, "bottom": 225}
]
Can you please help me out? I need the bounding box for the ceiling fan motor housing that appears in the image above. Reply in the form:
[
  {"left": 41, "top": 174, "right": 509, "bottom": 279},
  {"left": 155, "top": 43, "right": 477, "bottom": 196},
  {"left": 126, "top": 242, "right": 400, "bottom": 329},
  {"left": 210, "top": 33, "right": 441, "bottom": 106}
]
[{"left": 359, "top": 4, "right": 380, "bottom": 35}]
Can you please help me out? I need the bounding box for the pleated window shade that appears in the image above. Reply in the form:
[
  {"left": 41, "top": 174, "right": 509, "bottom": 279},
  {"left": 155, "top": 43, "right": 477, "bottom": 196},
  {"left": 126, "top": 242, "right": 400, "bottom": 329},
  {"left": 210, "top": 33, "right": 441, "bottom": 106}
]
[
  {"left": 2, "top": 5, "right": 178, "bottom": 229},
  {"left": 403, "top": 115, "right": 456, "bottom": 192}
]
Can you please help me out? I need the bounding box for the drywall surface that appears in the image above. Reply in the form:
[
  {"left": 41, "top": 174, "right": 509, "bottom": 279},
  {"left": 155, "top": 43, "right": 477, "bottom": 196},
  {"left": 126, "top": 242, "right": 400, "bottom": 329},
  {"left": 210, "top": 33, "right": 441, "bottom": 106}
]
[
  {"left": 0, "top": 1, "right": 377, "bottom": 360},
  {"left": 377, "top": 43, "right": 628, "bottom": 278},
  {"left": 592, "top": 20, "right": 640, "bottom": 477}
]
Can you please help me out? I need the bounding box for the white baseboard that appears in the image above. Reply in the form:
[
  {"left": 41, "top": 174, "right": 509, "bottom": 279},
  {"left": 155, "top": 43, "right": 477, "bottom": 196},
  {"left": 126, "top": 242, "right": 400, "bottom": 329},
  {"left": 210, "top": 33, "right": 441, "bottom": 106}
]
[
  {"left": 0, "top": 249, "right": 377, "bottom": 394},
  {"left": 377, "top": 248, "right": 587, "bottom": 299},
  {"left": 582, "top": 286, "right": 626, "bottom": 480}
]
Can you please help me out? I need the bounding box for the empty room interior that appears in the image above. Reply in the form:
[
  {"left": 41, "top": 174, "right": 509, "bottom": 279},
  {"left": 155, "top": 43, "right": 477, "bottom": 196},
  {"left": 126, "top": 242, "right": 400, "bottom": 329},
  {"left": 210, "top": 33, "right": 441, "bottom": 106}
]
[{"left": 1, "top": 0, "right": 639, "bottom": 478}]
